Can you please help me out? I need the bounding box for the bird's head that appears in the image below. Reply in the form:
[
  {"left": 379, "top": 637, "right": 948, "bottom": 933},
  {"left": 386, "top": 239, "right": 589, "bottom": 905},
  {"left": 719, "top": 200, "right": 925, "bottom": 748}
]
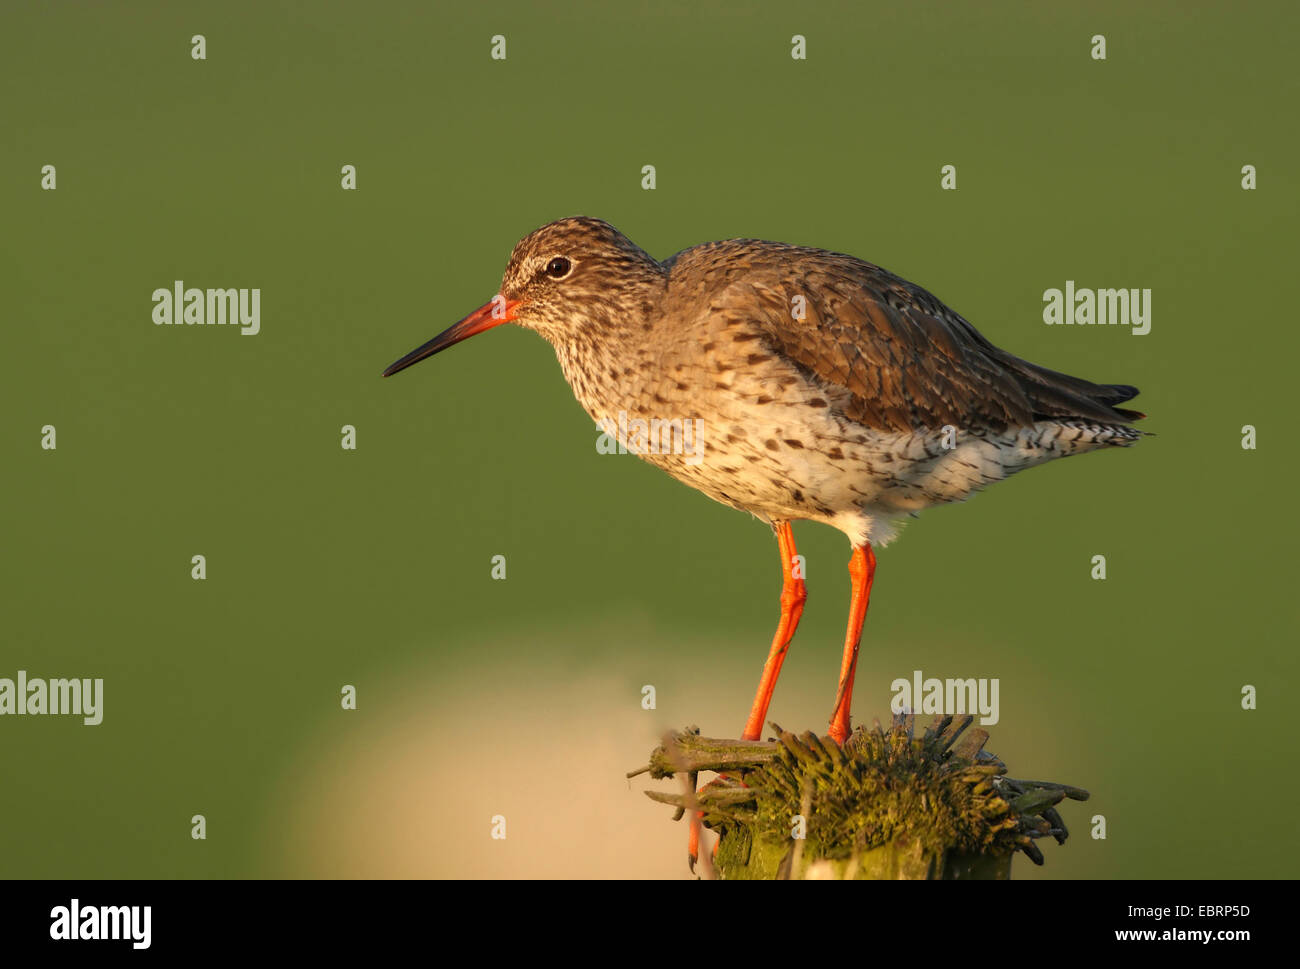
[{"left": 383, "top": 216, "right": 663, "bottom": 377}]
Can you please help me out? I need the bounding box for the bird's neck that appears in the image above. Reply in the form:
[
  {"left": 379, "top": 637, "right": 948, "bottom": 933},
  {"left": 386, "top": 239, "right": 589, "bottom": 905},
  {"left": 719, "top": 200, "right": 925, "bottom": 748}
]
[{"left": 551, "top": 304, "right": 659, "bottom": 427}]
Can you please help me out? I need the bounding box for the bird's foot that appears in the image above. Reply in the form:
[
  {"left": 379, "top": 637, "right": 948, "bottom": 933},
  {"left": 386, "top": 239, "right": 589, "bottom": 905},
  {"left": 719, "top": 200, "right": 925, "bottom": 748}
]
[{"left": 687, "top": 777, "right": 727, "bottom": 876}]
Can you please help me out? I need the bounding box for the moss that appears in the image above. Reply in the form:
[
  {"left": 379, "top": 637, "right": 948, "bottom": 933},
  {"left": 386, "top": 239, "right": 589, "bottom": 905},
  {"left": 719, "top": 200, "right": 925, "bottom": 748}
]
[{"left": 637, "top": 714, "right": 1089, "bottom": 880}]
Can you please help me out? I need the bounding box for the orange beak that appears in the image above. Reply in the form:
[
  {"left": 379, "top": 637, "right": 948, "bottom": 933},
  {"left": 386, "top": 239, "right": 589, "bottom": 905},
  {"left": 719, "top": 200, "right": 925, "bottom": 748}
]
[{"left": 382, "top": 297, "right": 522, "bottom": 377}]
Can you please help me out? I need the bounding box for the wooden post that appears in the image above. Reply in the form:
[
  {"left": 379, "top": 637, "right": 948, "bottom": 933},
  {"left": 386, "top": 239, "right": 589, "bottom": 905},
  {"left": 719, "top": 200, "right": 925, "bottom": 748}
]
[{"left": 630, "top": 714, "right": 1089, "bottom": 879}]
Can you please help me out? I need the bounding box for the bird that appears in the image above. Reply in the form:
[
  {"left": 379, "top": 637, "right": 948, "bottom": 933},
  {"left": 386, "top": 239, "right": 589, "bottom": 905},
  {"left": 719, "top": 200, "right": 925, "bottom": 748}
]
[{"left": 383, "top": 216, "right": 1144, "bottom": 860}]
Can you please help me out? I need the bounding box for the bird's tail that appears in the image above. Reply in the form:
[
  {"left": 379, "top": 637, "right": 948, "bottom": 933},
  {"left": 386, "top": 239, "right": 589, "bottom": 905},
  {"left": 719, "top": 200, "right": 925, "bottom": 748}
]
[{"left": 998, "top": 354, "right": 1146, "bottom": 426}]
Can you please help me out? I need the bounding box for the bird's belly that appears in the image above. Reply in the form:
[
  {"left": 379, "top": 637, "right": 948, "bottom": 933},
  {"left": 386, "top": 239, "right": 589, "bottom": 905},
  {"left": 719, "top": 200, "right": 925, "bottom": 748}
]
[
  {"left": 622, "top": 398, "right": 949, "bottom": 522},
  {"left": 628, "top": 401, "right": 1048, "bottom": 538},
  {"left": 565, "top": 346, "right": 1087, "bottom": 543}
]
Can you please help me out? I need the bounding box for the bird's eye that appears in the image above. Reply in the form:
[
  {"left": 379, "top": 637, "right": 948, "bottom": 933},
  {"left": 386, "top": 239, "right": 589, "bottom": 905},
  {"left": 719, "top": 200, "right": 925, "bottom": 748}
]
[{"left": 544, "top": 256, "right": 572, "bottom": 279}]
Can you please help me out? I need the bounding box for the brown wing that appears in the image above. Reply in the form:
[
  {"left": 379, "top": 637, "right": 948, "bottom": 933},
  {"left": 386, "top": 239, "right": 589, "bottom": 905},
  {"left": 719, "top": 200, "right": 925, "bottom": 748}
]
[{"left": 678, "top": 241, "right": 1141, "bottom": 434}]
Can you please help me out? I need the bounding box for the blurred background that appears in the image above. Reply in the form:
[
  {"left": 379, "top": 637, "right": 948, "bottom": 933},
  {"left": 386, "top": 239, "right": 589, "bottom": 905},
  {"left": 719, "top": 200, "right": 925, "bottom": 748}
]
[{"left": 2, "top": 0, "right": 1296, "bottom": 878}]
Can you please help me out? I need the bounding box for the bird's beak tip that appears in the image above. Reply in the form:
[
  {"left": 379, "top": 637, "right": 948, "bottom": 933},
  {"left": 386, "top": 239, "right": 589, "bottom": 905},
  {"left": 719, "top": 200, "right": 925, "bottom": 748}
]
[{"left": 381, "top": 296, "right": 521, "bottom": 379}]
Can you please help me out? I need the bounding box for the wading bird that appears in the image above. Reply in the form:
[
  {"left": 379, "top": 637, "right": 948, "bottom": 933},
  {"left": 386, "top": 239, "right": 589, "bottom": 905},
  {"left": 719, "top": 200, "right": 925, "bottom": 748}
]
[{"left": 383, "top": 217, "right": 1144, "bottom": 862}]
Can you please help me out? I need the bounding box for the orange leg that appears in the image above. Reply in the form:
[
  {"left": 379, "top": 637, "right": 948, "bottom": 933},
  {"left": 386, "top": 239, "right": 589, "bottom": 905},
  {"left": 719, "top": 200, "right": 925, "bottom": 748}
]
[
  {"left": 690, "top": 521, "right": 807, "bottom": 870},
  {"left": 687, "top": 800, "right": 708, "bottom": 876},
  {"left": 828, "top": 544, "right": 876, "bottom": 745},
  {"left": 742, "top": 521, "right": 808, "bottom": 741}
]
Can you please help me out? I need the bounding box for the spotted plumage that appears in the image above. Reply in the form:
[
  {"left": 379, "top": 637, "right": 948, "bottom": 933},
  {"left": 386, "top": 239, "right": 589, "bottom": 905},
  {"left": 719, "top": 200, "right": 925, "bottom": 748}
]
[
  {"left": 450, "top": 217, "right": 1142, "bottom": 548},
  {"left": 382, "top": 215, "right": 1146, "bottom": 772}
]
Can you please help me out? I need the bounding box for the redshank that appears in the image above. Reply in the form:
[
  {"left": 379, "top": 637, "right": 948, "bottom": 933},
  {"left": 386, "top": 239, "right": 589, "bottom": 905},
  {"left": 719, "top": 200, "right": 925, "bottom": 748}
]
[{"left": 383, "top": 215, "right": 1143, "bottom": 782}]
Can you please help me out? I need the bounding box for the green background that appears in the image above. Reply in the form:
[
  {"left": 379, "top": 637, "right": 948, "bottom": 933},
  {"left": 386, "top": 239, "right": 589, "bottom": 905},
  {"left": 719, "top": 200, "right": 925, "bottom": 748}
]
[{"left": 2, "top": 0, "right": 1295, "bottom": 879}]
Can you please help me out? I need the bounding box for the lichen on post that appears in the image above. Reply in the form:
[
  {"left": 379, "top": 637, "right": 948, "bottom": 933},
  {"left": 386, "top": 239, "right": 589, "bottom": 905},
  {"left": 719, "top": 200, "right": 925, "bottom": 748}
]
[{"left": 631, "top": 713, "right": 1089, "bottom": 880}]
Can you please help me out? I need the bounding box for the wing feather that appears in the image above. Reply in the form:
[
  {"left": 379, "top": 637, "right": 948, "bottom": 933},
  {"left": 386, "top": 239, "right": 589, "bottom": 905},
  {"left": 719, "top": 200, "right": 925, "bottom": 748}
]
[{"left": 673, "top": 241, "right": 1141, "bottom": 433}]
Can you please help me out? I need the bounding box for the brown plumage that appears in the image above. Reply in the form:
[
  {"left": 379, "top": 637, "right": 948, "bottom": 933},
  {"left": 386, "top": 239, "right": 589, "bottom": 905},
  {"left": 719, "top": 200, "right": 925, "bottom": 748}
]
[
  {"left": 383, "top": 216, "right": 1146, "bottom": 781},
  {"left": 661, "top": 237, "right": 1143, "bottom": 435}
]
